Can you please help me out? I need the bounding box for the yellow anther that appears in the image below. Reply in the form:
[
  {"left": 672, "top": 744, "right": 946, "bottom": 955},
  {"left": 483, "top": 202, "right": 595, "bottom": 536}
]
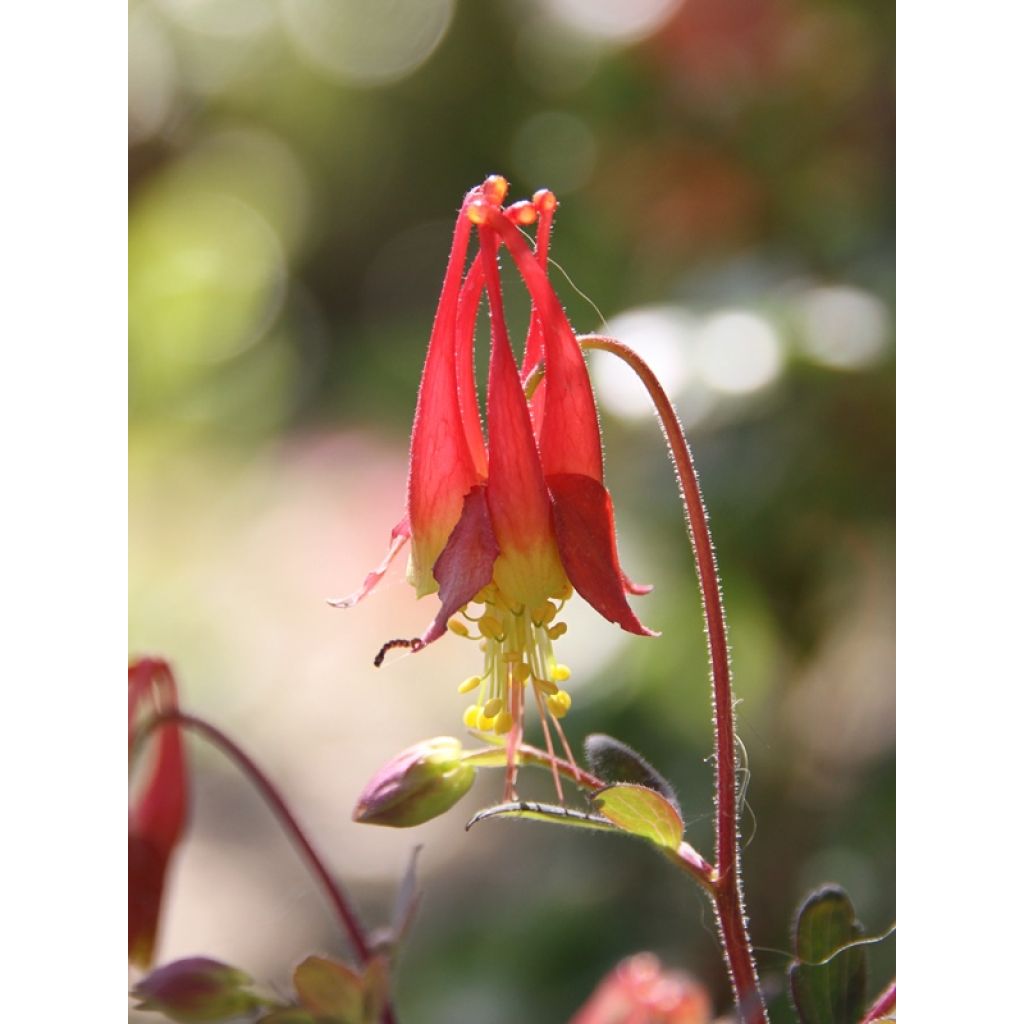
[
  {"left": 503, "top": 651, "right": 522, "bottom": 663},
  {"left": 557, "top": 581, "right": 574, "bottom": 601},
  {"left": 474, "top": 584, "right": 497, "bottom": 605},
  {"left": 546, "top": 621, "right": 568, "bottom": 640},
  {"left": 482, "top": 175, "right": 508, "bottom": 205},
  {"left": 463, "top": 705, "right": 481, "bottom": 729},
  {"left": 511, "top": 662, "right": 532, "bottom": 684},
  {"left": 552, "top": 663, "right": 572, "bottom": 683},
  {"left": 478, "top": 712, "right": 496, "bottom": 731},
  {"left": 493, "top": 710, "right": 514, "bottom": 735},
  {"left": 458, "top": 675, "right": 482, "bottom": 694},
  {"left": 448, "top": 619, "right": 470, "bottom": 638},
  {"left": 546, "top": 690, "right": 572, "bottom": 719},
  {"left": 483, "top": 697, "right": 504, "bottom": 719},
  {"left": 533, "top": 188, "right": 558, "bottom": 213},
  {"left": 532, "top": 601, "right": 557, "bottom": 626},
  {"left": 478, "top": 616, "right": 504, "bottom": 640},
  {"left": 533, "top": 677, "right": 557, "bottom": 696}
]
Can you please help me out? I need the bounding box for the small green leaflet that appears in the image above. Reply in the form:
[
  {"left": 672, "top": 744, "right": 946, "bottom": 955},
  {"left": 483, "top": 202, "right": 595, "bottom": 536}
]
[
  {"left": 788, "top": 885, "right": 867, "bottom": 1024},
  {"left": 591, "top": 783, "right": 685, "bottom": 850}
]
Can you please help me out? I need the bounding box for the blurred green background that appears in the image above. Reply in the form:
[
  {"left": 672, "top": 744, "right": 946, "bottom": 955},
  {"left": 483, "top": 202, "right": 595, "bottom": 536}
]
[{"left": 129, "top": 0, "right": 894, "bottom": 1020}]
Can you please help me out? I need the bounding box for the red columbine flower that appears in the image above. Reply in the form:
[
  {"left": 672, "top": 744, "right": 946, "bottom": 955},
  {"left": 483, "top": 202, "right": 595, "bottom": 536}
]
[
  {"left": 129, "top": 657, "right": 188, "bottom": 969},
  {"left": 333, "top": 177, "right": 655, "bottom": 796}
]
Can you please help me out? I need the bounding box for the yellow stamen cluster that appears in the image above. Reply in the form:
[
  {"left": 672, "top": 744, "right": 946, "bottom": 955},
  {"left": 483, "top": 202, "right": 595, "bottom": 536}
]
[{"left": 449, "top": 582, "right": 575, "bottom": 742}]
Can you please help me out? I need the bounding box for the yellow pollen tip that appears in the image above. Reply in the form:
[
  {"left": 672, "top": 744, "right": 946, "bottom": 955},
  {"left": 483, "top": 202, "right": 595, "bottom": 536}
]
[
  {"left": 547, "top": 690, "right": 572, "bottom": 719},
  {"left": 552, "top": 663, "right": 572, "bottom": 683},
  {"left": 557, "top": 582, "right": 574, "bottom": 601},
  {"left": 466, "top": 200, "right": 490, "bottom": 226},
  {"left": 533, "top": 188, "right": 558, "bottom": 212},
  {"left": 458, "top": 675, "right": 482, "bottom": 694},
  {"left": 493, "top": 710, "right": 514, "bottom": 735},
  {"left": 448, "top": 619, "right": 470, "bottom": 638},
  {"left": 512, "top": 662, "right": 531, "bottom": 684},
  {"left": 478, "top": 713, "right": 497, "bottom": 731},
  {"left": 482, "top": 697, "right": 504, "bottom": 719},
  {"left": 463, "top": 705, "right": 481, "bottom": 729},
  {"left": 546, "top": 622, "right": 568, "bottom": 640},
  {"left": 478, "top": 615, "right": 504, "bottom": 640},
  {"left": 534, "top": 677, "right": 557, "bottom": 696},
  {"left": 482, "top": 175, "right": 508, "bottom": 205}
]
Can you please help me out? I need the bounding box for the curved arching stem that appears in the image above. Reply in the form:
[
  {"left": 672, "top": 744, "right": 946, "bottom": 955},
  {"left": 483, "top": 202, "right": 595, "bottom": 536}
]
[
  {"left": 135, "top": 711, "right": 397, "bottom": 1024},
  {"left": 577, "top": 334, "right": 767, "bottom": 1024}
]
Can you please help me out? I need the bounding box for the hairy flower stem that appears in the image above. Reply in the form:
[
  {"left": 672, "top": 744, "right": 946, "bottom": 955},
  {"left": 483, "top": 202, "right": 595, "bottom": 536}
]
[
  {"left": 139, "top": 711, "right": 398, "bottom": 1024},
  {"left": 576, "top": 335, "right": 767, "bottom": 1024}
]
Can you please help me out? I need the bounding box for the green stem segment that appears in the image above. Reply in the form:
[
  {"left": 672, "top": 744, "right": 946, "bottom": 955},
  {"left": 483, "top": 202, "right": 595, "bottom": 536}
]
[
  {"left": 138, "top": 711, "right": 398, "bottom": 1024},
  {"left": 577, "top": 335, "right": 767, "bottom": 1024}
]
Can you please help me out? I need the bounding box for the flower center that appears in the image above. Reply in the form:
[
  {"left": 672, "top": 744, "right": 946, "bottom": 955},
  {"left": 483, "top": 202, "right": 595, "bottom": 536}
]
[{"left": 448, "top": 581, "right": 578, "bottom": 799}]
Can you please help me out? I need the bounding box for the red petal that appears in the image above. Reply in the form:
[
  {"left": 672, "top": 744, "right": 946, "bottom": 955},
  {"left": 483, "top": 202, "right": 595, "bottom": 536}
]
[
  {"left": 128, "top": 659, "right": 188, "bottom": 968},
  {"left": 547, "top": 472, "right": 657, "bottom": 637},
  {"left": 128, "top": 834, "right": 167, "bottom": 968},
  {"left": 328, "top": 515, "right": 410, "bottom": 609},
  {"left": 455, "top": 254, "right": 488, "bottom": 477},
  {"left": 478, "top": 226, "right": 566, "bottom": 607},
  {"left": 488, "top": 211, "right": 604, "bottom": 484},
  {"left": 408, "top": 195, "right": 484, "bottom": 595},
  {"left": 519, "top": 202, "right": 555, "bottom": 439},
  {"left": 419, "top": 485, "right": 499, "bottom": 647}
]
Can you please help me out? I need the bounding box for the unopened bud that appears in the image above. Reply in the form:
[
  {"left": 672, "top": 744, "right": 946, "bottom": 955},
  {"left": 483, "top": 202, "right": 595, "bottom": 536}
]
[
  {"left": 131, "top": 957, "right": 260, "bottom": 1023},
  {"left": 354, "top": 737, "right": 475, "bottom": 827}
]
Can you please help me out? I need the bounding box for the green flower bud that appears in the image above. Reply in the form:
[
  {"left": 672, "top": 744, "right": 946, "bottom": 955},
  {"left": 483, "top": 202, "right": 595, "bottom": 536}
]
[
  {"left": 131, "top": 957, "right": 261, "bottom": 1023},
  {"left": 354, "top": 737, "right": 476, "bottom": 827}
]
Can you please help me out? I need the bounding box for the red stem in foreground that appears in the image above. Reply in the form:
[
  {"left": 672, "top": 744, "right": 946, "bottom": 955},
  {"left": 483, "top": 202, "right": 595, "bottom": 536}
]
[
  {"left": 861, "top": 980, "right": 896, "bottom": 1022},
  {"left": 143, "top": 711, "right": 397, "bottom": 1024},
  {"left": 578, "top": 336, "right": 767, "bottom": 1024}
]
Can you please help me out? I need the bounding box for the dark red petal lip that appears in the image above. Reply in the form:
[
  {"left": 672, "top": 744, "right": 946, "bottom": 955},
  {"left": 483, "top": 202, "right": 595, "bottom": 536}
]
[
  {"left": 546, "top": 472, "right": 657, "bottom": 637},
  {"left": 420, "top": 485, "right": 500, "bottom": 647}
]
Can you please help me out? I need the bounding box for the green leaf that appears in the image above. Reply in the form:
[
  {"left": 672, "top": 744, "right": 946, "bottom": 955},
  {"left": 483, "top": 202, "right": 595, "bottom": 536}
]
[
  {"left": 583, "top": 734, "right": 680, "bottom": 810},
  {"left": 465, "top": 800, "right": 618, "bottom": 834},
  {"left": 591, "top": 784, "right": 684, "bottom": 849},
  {"left": 293, "top": 956, "right": 364, "bottom": 1023},
  {"left": 788, "top": 885, "right": 868, "bottom": 1024}
]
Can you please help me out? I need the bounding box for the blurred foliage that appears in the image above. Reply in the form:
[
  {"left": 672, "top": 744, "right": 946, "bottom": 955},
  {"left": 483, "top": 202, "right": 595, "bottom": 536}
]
[{"left": 130, "top": 0, "right": 894, "bottom": 1021}]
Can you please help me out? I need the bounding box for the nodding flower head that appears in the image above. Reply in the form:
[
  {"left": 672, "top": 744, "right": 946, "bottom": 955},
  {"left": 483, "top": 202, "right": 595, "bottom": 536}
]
[
  {"left": 332, "top": 177, "right": 656, "bottom": 797},
  {"left": 129, "top": 657, "right": 188, "bottom": 969}
]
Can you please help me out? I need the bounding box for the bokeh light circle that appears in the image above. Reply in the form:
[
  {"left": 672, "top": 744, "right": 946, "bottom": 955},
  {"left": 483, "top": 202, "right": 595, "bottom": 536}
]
[
  {"left": 541, "top": 0, "right": 683, "bottom": 44},
  {"left": 282, "top": 0, "right": 454, "bottom": 86},
  {"left": 593, "top": 306, "right": 695, "bottom": 420},
  {"left": 798, "top": 285, "right": 890, "bottom": 369},
  {"left": 694, "top": 310, "right": 783, "bottom": 395}
]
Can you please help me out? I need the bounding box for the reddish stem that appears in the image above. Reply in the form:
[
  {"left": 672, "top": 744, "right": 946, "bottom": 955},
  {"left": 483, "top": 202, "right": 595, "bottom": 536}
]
[
  {"left": 140, "top": 711, "right": 397, "bottom": 1024},
  {"left": 578, "top": 335, "right": 767, "bottom": 1024},
  {"left": 861, "top": 980, "right": 896, "bottom": 1022}
]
